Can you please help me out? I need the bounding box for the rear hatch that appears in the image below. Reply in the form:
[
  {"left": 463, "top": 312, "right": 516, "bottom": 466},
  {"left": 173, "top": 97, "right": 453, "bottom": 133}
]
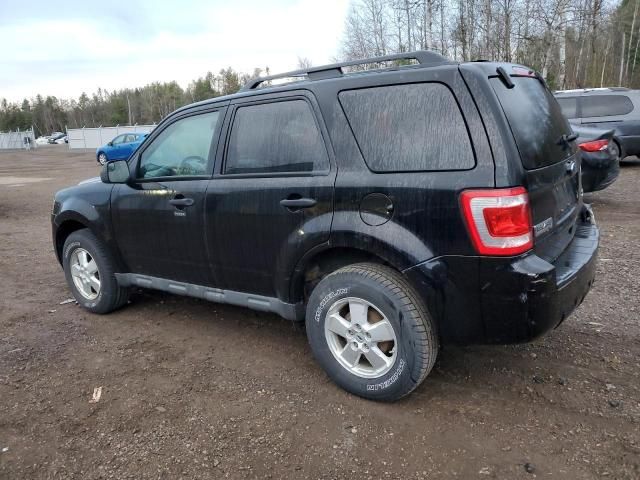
[{"left": 490, "top": 69, "right": 581, "bottom": 262}]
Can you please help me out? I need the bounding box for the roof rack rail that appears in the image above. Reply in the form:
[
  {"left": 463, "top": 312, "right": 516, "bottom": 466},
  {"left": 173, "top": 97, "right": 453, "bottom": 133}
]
[
  {"left": 555, "top": 87, "right": 630, "bottom": 94},
  {"left": 240, "top": 50, "right": 449, "bottom": 91}
]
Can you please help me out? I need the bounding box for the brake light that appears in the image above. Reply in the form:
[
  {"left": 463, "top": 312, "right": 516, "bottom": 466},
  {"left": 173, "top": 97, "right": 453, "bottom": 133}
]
[
  {"left": 460, "top": 187, "right": 533, "bottom": 256},
  {"left": 578, "top": 139, "right": 608, "bottom": 152},
  {"left": 511, "top": 66, "right": 536, "bottom": 77}
]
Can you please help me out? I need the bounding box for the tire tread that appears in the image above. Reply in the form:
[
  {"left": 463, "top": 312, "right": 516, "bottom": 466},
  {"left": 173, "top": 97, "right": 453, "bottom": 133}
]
[{"left": 320, "top": 262, "right": 439, "bottom": 399}]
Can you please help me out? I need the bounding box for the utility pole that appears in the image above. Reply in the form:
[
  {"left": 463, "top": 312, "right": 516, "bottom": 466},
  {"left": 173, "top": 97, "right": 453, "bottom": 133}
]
[{"left": 126, "top": 93, "right": 132, "bottom": 125}]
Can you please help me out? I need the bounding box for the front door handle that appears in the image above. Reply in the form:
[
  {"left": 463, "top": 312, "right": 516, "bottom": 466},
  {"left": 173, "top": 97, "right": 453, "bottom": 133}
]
[
  {"left": 169, "top": 197, "right": 194, "bottom": 207},
  {"left": 280, "top": 197, "right": 317, "bottom": 209}
]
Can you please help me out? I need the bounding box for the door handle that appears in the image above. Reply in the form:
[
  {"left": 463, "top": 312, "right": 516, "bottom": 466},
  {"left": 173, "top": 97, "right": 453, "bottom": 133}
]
[
  {"left": 169, "top": 197, "right": 194, "bottom": 207},
  {"left": 280, "top": 197, "right": 317, "bottom": 209}
]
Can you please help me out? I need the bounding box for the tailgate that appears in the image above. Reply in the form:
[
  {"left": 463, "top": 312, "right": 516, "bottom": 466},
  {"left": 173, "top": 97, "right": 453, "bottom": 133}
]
[
  {"left": 525, "top": 154, "right": 582, "bottom": 261},
  {"left": 490, "top": 70, "right": 581, "bottom": 261}
]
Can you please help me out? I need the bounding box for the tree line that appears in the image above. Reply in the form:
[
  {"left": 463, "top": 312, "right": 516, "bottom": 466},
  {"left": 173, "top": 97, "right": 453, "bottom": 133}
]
[
  {"left": 342, "top": 0, "right": 637, "bottom": 90},
  {"left": 0, "top": 67, "right": 265, "bottom": 136}
]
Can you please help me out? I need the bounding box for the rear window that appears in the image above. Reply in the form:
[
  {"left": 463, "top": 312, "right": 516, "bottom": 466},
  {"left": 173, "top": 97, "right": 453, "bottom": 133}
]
[
  {"left": 338, "top": 83, "right": 475, "bottom": 172},
  {"left": 491, "top": 76, "right": 575, "bottom": 169},
  {"left": 581, "top": 95, "right": 633, "bottom": 117}
]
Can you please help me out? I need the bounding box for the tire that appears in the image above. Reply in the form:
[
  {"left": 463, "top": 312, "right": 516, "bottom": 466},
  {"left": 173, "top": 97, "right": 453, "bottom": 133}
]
[
  {"left": 609, "top": 139, "right": 621, "bottom": 162},
  {"left": 98, "top": 152, "right": 108, "bottom": 165},
  {"left": 305, "top": 263, "right": 438, "bottom": 401},
  {"left": 62, "top": 229, "right": 129, "bottom": 314}
]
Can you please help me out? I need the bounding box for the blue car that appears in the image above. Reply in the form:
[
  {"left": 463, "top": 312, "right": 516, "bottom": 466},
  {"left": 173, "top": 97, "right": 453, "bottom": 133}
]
[{"left": 96, "top": 133, "right": 148, "bottom": 165}]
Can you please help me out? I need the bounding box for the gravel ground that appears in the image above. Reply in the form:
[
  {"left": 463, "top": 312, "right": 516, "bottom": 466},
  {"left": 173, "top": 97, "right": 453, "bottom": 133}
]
[{"left": 0, "top": 146, "right": 639, "bottom": 479}]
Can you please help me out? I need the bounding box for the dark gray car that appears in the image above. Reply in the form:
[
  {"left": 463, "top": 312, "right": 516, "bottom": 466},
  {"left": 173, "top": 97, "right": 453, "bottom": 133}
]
[
  {"left": 570, "top": 123, "right": 619, "bottom": 192},
  {"left": 555, "top": 87, "right": 640, "bottom": 160}
]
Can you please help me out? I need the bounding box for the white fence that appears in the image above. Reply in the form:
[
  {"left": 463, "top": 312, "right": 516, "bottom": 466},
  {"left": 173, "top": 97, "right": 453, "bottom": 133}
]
[
  {"left": 0, "top": 128, "right": 36, "bottom": 150},
  {"left": 67, "top": 124, "right": 156, "bottom": 149}
]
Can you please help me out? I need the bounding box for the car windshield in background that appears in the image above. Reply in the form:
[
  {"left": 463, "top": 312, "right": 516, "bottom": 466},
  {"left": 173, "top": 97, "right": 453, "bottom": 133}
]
[{"left": 491, "top": 76, "right": 575, "bottom": 169}]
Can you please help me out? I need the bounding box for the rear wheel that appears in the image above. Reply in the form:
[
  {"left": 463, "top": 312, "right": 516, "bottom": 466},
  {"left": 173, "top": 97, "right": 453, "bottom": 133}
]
[
  {"left": 62, "top": 229, "right": 129, "bottom": 314},
  {"left": 305, "top": 263, "right": 438, "bottom": 401},
  {"left": 98, "top": 152, "right": 108, "bottom": 165},
  {"left": 609, "top": 140, "right": 621, "bottom": 162}
]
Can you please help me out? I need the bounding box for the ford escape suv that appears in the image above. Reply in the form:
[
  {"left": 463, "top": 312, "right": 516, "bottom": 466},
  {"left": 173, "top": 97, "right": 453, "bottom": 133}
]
[{"left": 52, "top": 51, "right": 599, "bottom": 401}]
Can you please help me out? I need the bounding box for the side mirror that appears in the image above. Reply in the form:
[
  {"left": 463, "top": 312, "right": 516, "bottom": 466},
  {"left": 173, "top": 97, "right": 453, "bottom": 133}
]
[
  {"left": 100, "top": 159, "right": 130, "bottom": 184},
  {"left": 107, "top": 141, "right": 113, "bottom": 146}
]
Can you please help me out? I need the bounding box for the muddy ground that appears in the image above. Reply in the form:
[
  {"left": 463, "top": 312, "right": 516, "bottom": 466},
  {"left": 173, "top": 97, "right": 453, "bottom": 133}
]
[{"left": 0, "top": 146, "right": 639, "bottom": 479}]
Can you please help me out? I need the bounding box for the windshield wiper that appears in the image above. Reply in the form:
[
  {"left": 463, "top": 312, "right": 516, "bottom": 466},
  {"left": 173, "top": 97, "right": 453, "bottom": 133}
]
[{"left": 556, "top": 133, "right": 578, "bottom": 148}]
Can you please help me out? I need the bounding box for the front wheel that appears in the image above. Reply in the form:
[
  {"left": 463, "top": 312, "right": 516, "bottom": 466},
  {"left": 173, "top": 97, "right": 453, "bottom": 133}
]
[
  {"left": 305, "top": 263, "right": 439, "bottom": 401},
  {"left": 62, "top": 229, "right": 129, "bottom": 314},
  {"left": 98, "top": 152, "right": 108, "bottom": 165}
]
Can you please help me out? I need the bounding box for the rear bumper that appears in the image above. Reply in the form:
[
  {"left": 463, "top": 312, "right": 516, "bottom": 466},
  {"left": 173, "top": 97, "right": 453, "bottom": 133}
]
[
  {"left": 405, "top": 206, "right": 599, "bottom": 344},
  {"left": 581, "top": 152, "right": 620, "bottom": 192}
]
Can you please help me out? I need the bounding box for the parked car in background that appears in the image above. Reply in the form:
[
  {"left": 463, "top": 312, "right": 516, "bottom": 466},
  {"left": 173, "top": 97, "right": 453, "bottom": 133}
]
[
  {"left": 48, "top": 132, "right": 67, "bottom": 144},
  {"left": 555, "top": 87, "right": 640, "bottom": 160},
  {"left": 96, "top": 133, "right": 148, "bottom": 165},
  {"left": 52, "top": 53, "right": 599, "bottom": 401},
  {"left": 571, "top": 123, "right": 620, "bottom": 192}
]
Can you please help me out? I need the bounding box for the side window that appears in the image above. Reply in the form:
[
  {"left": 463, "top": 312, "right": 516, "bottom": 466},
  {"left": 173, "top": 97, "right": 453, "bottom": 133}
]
[
  {"left": 124, "top": 134, "right": 136, "bottom": 143},
  {"left": 225, "top": 99, "right": 328, "bottom": 175},
  {"left": 138, "top": 111, "right": 220, "bottom": 179},
  {"left": 339, "top": 83, "right": 475, "bottom": 172},
  {"left": 581, "top": 95, "right": 634, "bottom": 117},
  {"left": 556, "top": 97, "right": 578, "bottom": 119},
  {"left": 112, "top": 135, "right": 125, "bottom": 145}
]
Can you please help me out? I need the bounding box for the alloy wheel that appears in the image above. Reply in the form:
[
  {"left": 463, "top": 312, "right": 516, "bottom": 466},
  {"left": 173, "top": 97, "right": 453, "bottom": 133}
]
[
  {"left": 70, "top": 248, "right": 101, "bottom": 300},
  {"left": 324, "top": 297, "right": 397, "bottom": 378}
]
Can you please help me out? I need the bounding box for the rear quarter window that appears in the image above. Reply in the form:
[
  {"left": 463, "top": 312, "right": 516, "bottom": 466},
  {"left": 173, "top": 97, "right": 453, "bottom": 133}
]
[
  {"left": 556, "top": 97, "right": 578, "bottom": 118},
  {"left": 338, "top": 83, "right": 475, "bottom": 172},
  {"left": 581, "top": 95, "right": 633, "bottom": 117}
]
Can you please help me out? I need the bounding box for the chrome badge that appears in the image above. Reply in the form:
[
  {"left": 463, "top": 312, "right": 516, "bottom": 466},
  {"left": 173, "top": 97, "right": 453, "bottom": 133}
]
[{"left": 534, "top": 217, "right": 553, "bottom": 237}]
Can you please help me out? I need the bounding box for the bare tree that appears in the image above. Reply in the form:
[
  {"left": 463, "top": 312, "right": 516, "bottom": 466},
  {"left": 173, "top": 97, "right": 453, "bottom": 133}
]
[
  {"left": 338, "top": 0, "right": 632, "bottom": 90},
  {"left": 297, "top": 57, "right": 313, "bottom": 69}
]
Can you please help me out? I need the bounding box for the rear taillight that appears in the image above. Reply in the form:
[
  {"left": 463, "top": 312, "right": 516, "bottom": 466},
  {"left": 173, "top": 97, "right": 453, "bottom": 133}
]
[
  {"left": 460, "top": 187, "right": 533, "bottom": 256},
  {"left": 578, "top": 139, "right": 609, "bottom": 152}
]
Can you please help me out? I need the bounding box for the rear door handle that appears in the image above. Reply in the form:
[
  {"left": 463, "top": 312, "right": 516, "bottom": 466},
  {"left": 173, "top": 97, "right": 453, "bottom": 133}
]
[
  {"left": 169, "top": 197, "right": 194, "bottom": 207},
  {"left": 280, "top": 197, "right": 317, "bottom": 209}
]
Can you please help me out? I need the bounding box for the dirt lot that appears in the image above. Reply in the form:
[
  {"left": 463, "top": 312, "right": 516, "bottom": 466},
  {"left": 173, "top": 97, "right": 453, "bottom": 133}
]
[{"left": 0, "top": 146, "right": 639, "bottom": 479}]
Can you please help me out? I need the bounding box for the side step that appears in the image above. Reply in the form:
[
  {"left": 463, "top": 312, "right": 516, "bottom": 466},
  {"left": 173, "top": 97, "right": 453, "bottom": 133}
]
[{"left": 114, "top": 273, "right": 304, "bottom": 321}]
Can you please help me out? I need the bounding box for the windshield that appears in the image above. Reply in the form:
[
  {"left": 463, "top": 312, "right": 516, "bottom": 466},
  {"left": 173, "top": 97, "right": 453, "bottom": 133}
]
[{"left": 491, "top": 76, "right": 575, "bottom": 169}]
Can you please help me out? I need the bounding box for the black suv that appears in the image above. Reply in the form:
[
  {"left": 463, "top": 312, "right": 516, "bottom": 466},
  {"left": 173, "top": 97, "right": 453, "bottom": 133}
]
[{"left": 52, "top": 52, "right": 599, "bottom": 401}]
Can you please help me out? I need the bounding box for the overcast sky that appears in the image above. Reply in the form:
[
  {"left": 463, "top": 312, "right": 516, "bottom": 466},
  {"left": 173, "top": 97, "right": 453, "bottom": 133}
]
[{"left": 0, "top": 0, "right": 350, "bottom": 102}]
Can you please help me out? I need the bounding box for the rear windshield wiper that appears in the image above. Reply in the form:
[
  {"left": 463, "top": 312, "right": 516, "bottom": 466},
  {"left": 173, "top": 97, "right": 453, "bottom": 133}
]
[
  {"left": 496, "top": 67, "right": 514, "bottom": 89},
  {"left": 556, "top": 133, "right": 578, "bottom": 148}
]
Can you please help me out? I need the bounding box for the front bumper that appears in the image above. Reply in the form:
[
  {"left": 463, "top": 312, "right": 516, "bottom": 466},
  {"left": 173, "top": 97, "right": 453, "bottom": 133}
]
[{"left": 405, "top": 207, "right": 599, "bottom": 344}]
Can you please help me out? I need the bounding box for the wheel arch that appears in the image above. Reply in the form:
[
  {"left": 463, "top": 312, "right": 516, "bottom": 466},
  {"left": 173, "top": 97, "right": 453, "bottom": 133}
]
[
  {"left": 289, "top": 242, "right": 427, "bottom": 307},
  {"left": 53, "top": 209, "right": 126, "bottom": 273},
  {"left": 54, "top": 215, "right": 92, "bottom": 264}
]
